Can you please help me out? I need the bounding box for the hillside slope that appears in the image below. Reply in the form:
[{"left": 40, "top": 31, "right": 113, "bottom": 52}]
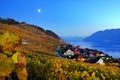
[{"left": 0, "top": 18, "right": 65, "bottom": 55}]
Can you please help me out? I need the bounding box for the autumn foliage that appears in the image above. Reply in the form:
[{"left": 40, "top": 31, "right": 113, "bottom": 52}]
[
  {"left": 0, "top": 31, "right": 21, "bottom": 55},
  {"left": 27, "top": 53, "right": 120, "bottom": 80},
  {"left": 0, "top": 31, "right": 27, "bottom": 80}
]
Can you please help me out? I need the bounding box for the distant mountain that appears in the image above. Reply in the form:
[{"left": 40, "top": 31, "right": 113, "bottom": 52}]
[
  {"left": 0, "top": 17, "right": 65, "bottom": 54},
  {"left": 84, "top": 29, "right": 120, "bottom": 44}
]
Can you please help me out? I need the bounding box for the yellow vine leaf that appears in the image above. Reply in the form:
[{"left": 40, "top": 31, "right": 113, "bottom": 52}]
[
  {"left": 74, "top": 70, "right": 80, "bottom": 79},
  {"left": 12, "top": 52, "right": 19, "bottom": 63},
  {"left": 0, "top": 54, "right": 14, "bottom": 77},
  {"left": 81, "top": 71, "right": 88, "bottom": 78},
  {"left": 92, "top": 72, "right": 96, "bottom": 78},
  {"left": 0, "top": 31, "right": 21, "bottom": 53},
  {"left": 101, "top": 74, "right": 105, "bottom": 80}
]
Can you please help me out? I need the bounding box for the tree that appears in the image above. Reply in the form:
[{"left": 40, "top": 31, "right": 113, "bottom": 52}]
[{"left": 0, "top": 18, "right": 19, "bottom": 24}]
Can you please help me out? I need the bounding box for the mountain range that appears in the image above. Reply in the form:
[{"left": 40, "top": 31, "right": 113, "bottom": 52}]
[{"left": 84, "top": 29, "right": 120, "bottom": 45}]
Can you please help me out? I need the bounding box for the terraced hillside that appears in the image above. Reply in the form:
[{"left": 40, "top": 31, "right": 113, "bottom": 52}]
[{"left": 0, "top": 18, "right": 65, "bottom": 55}]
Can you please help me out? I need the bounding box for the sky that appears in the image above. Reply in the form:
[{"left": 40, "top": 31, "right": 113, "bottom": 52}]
[{"left": 1, "top": 0, "right": 120, "bottom": 37}]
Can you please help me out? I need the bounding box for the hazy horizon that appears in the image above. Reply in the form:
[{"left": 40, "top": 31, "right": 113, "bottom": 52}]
[{"left": 1, "top": 0, "right": 120, "bottom": 37}]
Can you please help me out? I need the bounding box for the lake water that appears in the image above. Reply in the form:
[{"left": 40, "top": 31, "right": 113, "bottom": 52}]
[{"left": 62, "top": 38, "right": 120, "bottom": 58}]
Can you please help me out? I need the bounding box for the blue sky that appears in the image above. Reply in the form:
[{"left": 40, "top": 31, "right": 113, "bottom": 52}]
[{"left": 1, "top": 0, "right": 120, "bottom": 37}]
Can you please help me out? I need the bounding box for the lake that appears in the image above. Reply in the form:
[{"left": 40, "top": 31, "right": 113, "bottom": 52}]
[{"left": 62, "top": 37, "right": 120, "bottom": 58}]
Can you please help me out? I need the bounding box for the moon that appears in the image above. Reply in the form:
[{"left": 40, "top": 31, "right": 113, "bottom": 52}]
[{"left": 37, "top": 9, "right": 41, "bottom": 13}]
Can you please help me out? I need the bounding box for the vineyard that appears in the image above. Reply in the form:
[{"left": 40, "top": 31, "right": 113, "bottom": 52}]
[
  {"left": 0, "top": 31, "right": 120, "bottom": 80},
  {"left": 26, "top": 53, "right": 120, "bottom": 80}
]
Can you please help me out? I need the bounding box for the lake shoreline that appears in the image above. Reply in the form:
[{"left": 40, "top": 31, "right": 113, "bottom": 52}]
[{"left": 62, "top": 37, "right": 120, "bottom": 58}]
